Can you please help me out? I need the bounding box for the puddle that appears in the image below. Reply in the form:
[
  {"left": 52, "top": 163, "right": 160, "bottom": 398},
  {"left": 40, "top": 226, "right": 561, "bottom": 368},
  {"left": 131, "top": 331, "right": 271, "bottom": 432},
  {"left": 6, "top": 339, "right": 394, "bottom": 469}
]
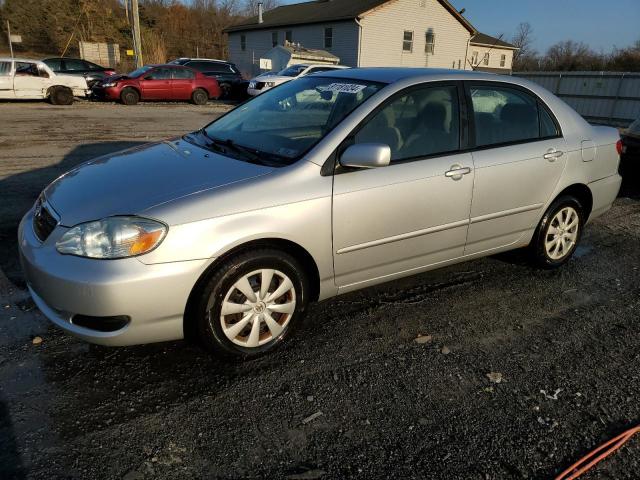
[{"left": 574, "top": 245, "right": 593, "bottom": 258}]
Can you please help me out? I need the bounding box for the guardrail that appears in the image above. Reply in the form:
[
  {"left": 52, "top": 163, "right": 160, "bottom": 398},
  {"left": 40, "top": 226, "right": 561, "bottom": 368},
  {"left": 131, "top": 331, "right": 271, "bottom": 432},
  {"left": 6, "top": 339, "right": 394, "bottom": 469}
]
[{"left": 513, "top": 71, "right": 640, "bottom": 128}]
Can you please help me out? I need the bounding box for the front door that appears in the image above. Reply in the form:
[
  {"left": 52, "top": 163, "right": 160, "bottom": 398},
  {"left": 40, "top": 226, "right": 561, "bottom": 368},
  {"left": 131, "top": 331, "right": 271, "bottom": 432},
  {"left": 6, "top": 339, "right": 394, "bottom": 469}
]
[
  {"left": 140, "top": 67, "right": 173, "bottom": 100},
  {"left": 464, "top": 82, "right": 568, "bottom": 255},
  {"left": 332, "top": 84, "right": 474, "bottom": 291}
]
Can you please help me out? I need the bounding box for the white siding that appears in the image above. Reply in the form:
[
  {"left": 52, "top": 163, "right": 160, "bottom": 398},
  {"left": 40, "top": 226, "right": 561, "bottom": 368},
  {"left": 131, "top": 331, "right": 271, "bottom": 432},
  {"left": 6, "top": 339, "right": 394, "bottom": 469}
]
[
  {"left": 469, "top": 45, "right": 514, "bottom": 71},
  {"left": 228, "top": 21, "right": 360, "bottom": 78},
  {"left": 358, "top": 0, "right": 471, "bottom": 69}
]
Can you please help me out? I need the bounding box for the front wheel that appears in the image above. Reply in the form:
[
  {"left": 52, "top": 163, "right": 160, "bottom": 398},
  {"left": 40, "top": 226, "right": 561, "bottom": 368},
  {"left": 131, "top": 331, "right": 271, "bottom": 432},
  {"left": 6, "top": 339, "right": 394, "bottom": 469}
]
[
  {"left": 120, "top": 87, "right": 139, "bottom": 106},
  {"left": 530, "top": 196, "right": 584, "bottom": 269},
  {"left": 193, "top": 249, "right": 309, "bottom": 359}
]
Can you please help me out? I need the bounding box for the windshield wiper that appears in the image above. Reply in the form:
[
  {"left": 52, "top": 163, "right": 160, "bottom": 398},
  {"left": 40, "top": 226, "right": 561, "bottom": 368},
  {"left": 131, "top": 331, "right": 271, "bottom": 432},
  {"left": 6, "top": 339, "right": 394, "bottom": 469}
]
[{"left": 198, "top": 130, "right": 278, "bottom": 166}]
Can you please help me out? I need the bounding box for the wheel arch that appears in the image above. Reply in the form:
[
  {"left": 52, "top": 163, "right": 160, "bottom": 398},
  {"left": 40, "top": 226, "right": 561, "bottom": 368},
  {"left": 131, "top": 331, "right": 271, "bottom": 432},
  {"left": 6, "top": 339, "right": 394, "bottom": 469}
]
[
  {"left": 120, "top": 85, "right": 141, "bottom": 97},
  {"left": 554, "top": 183, "right": 593, "bottom": 221},
  {"left": 46, "top": 85, "right": 72, "bottom": 96},
  {"left": 183, "top": 237, "right": 321, "bottom": 341}
]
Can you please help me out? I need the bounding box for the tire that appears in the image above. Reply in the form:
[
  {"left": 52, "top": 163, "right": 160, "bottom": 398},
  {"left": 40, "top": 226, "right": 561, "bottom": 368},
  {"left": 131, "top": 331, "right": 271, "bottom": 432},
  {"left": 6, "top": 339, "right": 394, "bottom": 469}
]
[
  {"left": 49, "top": 86, "right": 74, "bottom": 105},
  {"left": 219, "top": 83, "right": 231, "bottom": 100},
  {"left": 530, "top": 195, "right": 585, "bottom": 269},
  {"left": 120, "top": 87, "right": 139, "bottom": 106},
  {"left": 191, "top": 88, "right": 209, "bottom": 105},
  {"left": 193, "top": 249, "right": 309, "bottom": 360}
]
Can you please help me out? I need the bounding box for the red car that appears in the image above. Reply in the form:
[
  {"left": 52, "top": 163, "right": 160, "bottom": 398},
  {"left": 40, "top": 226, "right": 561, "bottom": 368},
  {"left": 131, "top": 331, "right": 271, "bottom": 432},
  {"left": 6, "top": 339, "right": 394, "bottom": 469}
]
[{"left": 92, "top": 64, "right": 221, "bottom": 105}]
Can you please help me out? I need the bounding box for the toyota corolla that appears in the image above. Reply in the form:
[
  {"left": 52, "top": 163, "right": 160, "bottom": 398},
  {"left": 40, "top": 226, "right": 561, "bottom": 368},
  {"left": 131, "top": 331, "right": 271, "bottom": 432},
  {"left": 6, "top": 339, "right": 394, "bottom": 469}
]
[{"left": 19, "top": 68, "right": 622, "bottom": 359}]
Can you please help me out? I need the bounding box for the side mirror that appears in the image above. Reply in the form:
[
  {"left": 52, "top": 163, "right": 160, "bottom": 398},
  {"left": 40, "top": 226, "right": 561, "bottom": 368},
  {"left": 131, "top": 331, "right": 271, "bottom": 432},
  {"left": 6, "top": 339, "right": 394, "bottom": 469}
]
[{"left": 340, "top": 143, "right": 391, "bottom": 169}]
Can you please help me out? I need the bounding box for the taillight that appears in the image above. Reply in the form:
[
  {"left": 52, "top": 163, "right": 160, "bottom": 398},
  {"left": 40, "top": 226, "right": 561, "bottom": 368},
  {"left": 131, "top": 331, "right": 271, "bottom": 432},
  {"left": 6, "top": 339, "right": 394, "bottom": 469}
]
[{"left": 616, "top": 139, "right": 623, "bottom": 156}]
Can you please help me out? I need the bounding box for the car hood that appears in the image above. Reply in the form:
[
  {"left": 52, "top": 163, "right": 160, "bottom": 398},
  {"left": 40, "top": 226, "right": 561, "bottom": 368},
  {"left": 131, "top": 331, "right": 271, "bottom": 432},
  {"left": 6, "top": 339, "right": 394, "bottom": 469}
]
[
  {"left": 44, "top": 140, "right": 274, "bottom": 226},
  {"left": 252, "top": 75, "right": 294, "bottom": 84}
]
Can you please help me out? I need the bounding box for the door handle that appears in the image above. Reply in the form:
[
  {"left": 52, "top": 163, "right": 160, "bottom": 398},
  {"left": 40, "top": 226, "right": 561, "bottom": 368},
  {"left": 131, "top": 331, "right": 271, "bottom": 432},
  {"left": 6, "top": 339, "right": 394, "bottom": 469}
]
[
  {"left": 543, "top": 149, "right": 564, "bottom": 161},
  {"left": 445, "top": 165, "right": 471, "bottom": 181}
]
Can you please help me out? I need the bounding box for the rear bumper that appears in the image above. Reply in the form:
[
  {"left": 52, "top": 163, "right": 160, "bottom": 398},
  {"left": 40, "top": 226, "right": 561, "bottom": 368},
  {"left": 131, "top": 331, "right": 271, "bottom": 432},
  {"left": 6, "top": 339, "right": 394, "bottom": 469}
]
[
  {"left": 588, "top": 173, "right": 622, "bottom": 221},
  {"left": 18, "top": 208, "right": 210, "bottom": 346}
]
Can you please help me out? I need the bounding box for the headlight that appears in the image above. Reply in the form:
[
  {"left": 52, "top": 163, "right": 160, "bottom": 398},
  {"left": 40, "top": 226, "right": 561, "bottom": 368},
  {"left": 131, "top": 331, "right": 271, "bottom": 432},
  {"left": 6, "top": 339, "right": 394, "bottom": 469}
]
[
  {"left": 56, "top": 217, "right": 167, "bottom": 259},
  {"left": 265, "top": 82, "right": 276, "bottom": 87},
  {"left": 102, "top": 82, "right": 117, "bottom": 88}
]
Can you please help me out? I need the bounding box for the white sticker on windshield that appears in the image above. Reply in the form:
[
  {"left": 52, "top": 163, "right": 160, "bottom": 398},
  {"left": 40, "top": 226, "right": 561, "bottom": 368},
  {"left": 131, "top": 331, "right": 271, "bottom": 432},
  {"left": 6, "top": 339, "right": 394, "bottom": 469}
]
[{"left": 319, "top": 83, "right": 367, "bottom": 94}]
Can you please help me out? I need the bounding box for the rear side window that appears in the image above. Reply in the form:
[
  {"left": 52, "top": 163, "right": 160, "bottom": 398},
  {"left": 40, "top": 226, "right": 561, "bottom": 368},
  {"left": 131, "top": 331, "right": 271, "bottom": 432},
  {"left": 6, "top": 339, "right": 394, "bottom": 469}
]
[
  {"left": 355, "top": 85, "right": 460, "bottom": 162},
  {"left": 64, "top": 59, "right": 89, "bottom": 71},
  {"left": 188, "top": 61, "right": 232, "bottom": 74},
  {"left": 44, "top": 59, "right": 62, "bottom": 71},
  {"left": 470, "top": 86, "right": 559, "bottom": 147},
  {"left": 0, "top": 61, "right": 11, "bottom": 75},
  {"left": 173, "top": 68, "right": 195, "bottom": 79}
]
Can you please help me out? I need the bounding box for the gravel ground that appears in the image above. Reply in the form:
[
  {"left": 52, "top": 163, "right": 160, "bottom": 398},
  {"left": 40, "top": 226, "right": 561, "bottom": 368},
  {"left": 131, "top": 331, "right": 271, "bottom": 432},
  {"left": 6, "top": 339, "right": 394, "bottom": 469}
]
[{"left": 1, "top": 101, "right": 639, "bottom": 480}]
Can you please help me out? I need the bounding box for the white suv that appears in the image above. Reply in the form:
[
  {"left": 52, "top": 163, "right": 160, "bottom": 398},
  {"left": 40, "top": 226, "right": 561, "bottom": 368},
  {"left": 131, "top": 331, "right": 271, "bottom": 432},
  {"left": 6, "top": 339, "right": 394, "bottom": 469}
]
[
  {"left": 0, "top": 58, "right": 90, "bottom": 105},
  {"left": 247, "top": 64, "right": 349, "bottom": 96}
]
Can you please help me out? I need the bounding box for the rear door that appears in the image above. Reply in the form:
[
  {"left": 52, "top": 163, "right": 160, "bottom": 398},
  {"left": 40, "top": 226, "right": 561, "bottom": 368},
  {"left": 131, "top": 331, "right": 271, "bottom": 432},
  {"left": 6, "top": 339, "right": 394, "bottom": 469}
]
[
  {"left": 464, "top": 82, "right": 567, "bottom": 255},
  {"left": 171, "top": 67, "right": 195, "bottom": 99},
  {"left": 139, "top": 67, "right": 173, "bottom": 99},
  {"left": 13, "top": 62, "right": 50, "bottom": 98},
  {"left": 333, "top": 82, "right": 474, "bottom": 291}
]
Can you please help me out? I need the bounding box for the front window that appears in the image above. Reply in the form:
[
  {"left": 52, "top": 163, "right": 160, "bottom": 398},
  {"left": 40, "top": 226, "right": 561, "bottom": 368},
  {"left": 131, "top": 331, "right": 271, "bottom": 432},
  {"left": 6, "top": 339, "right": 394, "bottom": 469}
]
[
  {"left": 403, "top": 31, "right": 414, "bottom": 52},
  {"left": 354, "top": 86, "right": 460, "bottom": 162},
  {"left": 278, "top": 65, "right": 307, "bottom": 77},
  {"left": 200, "top": 77, "right": 384, "bottom": 165}
]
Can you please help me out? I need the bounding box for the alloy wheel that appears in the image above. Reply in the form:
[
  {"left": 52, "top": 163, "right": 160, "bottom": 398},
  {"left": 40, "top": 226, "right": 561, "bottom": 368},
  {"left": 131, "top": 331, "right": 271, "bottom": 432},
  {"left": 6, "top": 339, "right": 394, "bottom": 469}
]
[{"left": 545, "top": 206, "right": 580, "bottom": 260}]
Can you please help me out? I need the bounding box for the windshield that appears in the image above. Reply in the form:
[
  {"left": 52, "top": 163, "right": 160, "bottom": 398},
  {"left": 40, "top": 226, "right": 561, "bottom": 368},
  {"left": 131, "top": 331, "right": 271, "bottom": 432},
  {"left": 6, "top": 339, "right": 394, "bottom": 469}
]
[
  {"left": 279, "top": 65, "right": 308, "bottom": 77},
  {"left": 128, "top": 65, "right": 153, "bottom": 78},
  {"left": 203, "top": 76, "right": 384, "bottom": 165}
]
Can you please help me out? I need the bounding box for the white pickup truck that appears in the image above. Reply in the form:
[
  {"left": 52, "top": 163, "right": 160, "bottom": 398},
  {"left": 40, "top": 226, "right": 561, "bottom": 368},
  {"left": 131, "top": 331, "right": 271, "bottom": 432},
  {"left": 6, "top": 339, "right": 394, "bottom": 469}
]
[{"left": 0, "top": 57, "right": 90, "bottom": 105}]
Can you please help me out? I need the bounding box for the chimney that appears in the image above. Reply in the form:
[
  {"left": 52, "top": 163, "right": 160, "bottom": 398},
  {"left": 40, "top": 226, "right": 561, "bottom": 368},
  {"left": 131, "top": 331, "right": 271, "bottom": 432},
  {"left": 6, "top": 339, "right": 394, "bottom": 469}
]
[{"left": 258, "top": 2, "right": 264, "bottom": 24}]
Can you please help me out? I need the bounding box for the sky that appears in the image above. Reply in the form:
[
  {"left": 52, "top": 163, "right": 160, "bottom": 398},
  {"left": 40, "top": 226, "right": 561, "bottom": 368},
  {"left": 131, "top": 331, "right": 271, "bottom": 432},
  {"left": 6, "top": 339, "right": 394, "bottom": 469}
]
[{"left": 280, "top": 0, "right": 640, "bottom": 53}]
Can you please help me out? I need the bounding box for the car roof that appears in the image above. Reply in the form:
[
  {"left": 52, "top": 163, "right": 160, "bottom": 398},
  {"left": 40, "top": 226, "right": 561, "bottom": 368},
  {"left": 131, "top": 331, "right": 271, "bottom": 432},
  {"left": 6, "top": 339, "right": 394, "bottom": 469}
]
[
  {"left": 313, "top": 67, "right": 508, "bottom": 83},
  {"left": 0, "top": 57, "right": 44, "bottom": 64}
]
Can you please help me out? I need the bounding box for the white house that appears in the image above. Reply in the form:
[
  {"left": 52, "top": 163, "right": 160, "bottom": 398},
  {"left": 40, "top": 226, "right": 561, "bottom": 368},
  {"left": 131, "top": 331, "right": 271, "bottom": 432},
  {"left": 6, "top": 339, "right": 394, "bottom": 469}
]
[
  {"left": 468, "top": 33, "right": 518, "bottom": 73},
  {"left": 225, "top": 0, "right": 517, "bottom": 77}
]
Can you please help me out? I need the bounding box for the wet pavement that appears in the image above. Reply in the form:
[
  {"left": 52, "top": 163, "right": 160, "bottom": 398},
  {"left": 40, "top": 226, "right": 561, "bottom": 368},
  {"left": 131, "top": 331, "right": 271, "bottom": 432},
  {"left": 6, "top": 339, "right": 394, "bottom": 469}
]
[{"left": 1, "top": 103, "right": 640, "bottom": 479}]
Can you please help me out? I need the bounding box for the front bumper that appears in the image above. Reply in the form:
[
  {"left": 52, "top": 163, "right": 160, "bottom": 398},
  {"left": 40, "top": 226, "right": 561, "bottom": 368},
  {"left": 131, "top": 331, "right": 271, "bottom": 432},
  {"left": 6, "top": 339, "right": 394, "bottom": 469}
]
[
  {"left": 91, "top": 86, "right": 120, "bottom": 101},
  {"left": 18, "top": 208, "right": 210, "bottom": 346}
]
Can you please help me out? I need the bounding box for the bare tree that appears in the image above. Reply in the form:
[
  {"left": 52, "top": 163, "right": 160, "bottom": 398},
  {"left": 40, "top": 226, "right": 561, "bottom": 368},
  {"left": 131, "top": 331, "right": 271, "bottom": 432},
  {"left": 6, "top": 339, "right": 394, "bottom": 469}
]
[
  {"left": 511, "top": 22, "right": 537, "bottom": 69},
  {"left": 243, "top": 0, "right": 279, "bottom": 16}
]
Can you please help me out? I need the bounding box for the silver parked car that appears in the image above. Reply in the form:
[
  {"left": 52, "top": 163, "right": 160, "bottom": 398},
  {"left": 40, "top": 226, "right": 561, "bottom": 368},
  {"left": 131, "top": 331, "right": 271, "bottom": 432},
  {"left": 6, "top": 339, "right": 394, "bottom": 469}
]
[{"left": 19, "top": 68, "right": 622, "bottom": 359}]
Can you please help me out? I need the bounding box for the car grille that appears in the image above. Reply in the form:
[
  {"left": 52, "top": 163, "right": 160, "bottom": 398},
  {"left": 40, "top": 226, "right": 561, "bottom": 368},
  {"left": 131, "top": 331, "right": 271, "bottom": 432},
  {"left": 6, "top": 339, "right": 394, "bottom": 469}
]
[{"left": 33, "top": 197, "right": 58, "bottom": 242}]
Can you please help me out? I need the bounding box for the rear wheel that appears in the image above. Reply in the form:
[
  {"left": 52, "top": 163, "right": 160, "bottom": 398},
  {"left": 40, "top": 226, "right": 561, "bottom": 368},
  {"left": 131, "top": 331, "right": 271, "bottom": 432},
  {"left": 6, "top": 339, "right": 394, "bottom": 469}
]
[
  {"left": 193, "top": 249, "right": 309, "bottom": 360},
  {"left": 530, "top": 196, "right": 584, "bottom": 269},
  {"left": 120, "top": 87, "right": 139, "bottom": 106},
  {"left": 49, "top": 86, "right": 74, "bottom": 105},
  {"left": 191, "top": 88, "right": 209, "bottom": 105}
]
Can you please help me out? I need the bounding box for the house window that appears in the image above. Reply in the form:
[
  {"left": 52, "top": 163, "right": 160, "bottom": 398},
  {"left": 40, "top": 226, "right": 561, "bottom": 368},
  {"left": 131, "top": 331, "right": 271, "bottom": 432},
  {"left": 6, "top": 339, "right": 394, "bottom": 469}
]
[
  {"left": 403, "top": 31, "right": 414, "bottom": 52},
  {"left": 241, "top": 35, "right": 246, "bottom": 51},
  {"left": 272, "top": 31, "right": 278, "bottom": 47},
  {"left": 483, "top": 52, "right": 490, "bottom": 65},
  {"left": 452, "top": 61, "right": 456, "bottom": 68},
  {"left": 286, "top": 31, "right": 293, "bottom": 44},
  {"left": 324, "top": 27, "right": 333, "bottom": 49},
  {"left": 500, "top": 54, "right": 506, "bottom": 67},
  {"left": 471, "top": 51, "right": 479, "bottom": 65},
  {"left": 425, "top": 30, "right": 435, "bottom": 54}
]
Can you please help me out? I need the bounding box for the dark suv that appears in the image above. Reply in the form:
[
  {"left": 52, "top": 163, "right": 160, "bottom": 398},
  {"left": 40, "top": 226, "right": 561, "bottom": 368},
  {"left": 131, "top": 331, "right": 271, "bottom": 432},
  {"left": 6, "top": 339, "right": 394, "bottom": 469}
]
[
  {"left": 168, "top": 58, "right": 245, "bottom": 98},
  {"left": 42, "top": 57, "right": 116, "bottom": 88}
]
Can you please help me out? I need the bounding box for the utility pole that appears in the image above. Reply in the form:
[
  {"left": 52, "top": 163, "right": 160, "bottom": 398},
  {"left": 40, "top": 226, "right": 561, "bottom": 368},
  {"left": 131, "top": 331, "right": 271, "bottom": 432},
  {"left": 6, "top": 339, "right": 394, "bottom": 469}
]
[
  {"left": 6, "top": 21, "right": 14, "bottom": 59},
  {"left": 131, "top": 0, "right": 143, "bottom": 68}
]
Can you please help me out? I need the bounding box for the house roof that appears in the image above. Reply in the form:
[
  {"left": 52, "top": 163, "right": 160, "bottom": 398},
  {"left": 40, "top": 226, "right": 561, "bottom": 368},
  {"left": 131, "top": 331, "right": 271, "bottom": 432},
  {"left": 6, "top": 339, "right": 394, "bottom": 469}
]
[
  {"left": 224, "top": 0, "right": 475, "bottom": 34},
  {"left": 470, "top": 32, "right": 517, "bottom": 50}
]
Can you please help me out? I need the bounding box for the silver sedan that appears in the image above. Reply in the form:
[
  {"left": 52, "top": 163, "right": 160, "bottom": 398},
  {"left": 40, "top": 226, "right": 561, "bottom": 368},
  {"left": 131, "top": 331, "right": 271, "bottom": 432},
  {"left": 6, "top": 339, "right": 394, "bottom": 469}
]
[{"left": 19, "top": 68, "right": 622, "bottom": 359}]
